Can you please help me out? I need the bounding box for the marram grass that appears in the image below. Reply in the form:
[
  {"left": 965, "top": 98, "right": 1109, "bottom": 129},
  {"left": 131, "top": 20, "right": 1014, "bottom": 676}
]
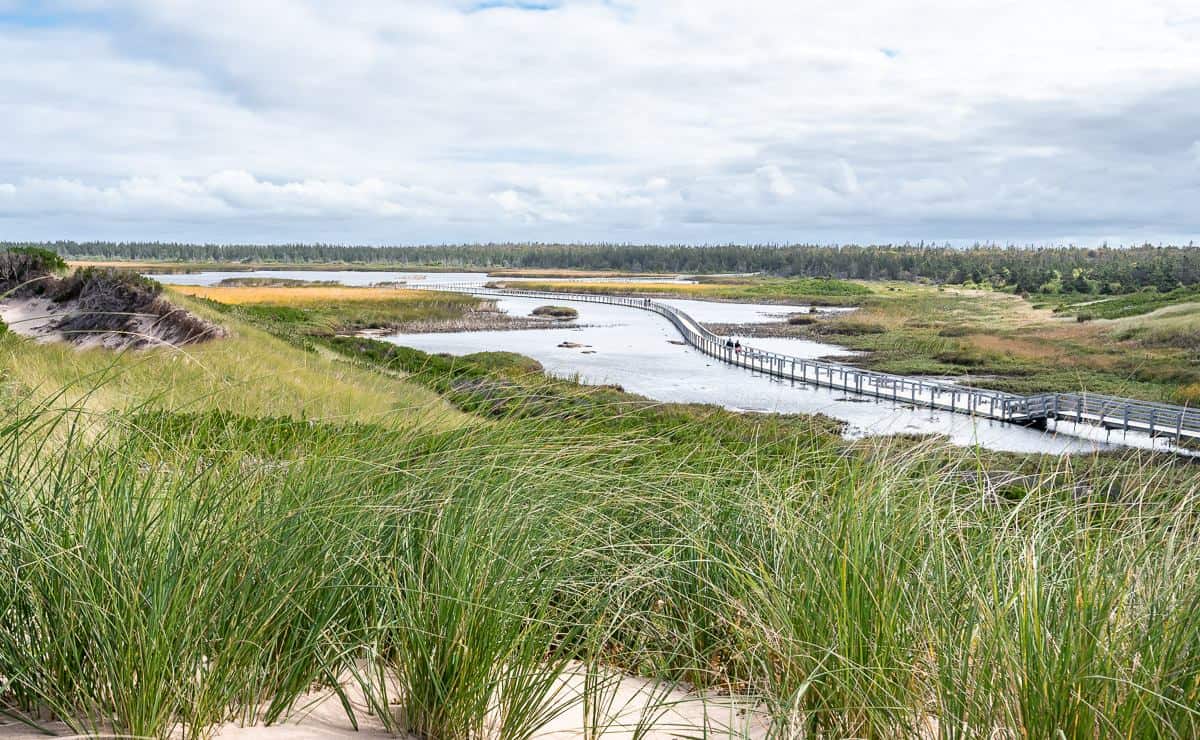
[{"left": 1, "top": 377, "right": 1199, "bottom": 738}]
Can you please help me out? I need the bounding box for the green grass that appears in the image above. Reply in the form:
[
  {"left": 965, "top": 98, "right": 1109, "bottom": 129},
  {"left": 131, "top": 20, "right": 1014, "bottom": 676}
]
[
  {"left": 4, "top": 283, "right": 1200, "bottom": 738},
  {"left": 694, "top": 275, "right": 874, "bottom": 299},
  {"left": 1048, "top": 287, "right": 1200, "bottom": 320},
  {"left": 531, "top": 304, "right": 579, "bottom": 319},
  {"left": 0, "top": 296, "right": 466, "bottom": 430},
  {"left": 781, "top": 284, "right": 1200, "bottom": 403},
  {"left": 3, "top": 381, "right": 1200, "bottom": 738},
  {"left": 175, "top": 286, "right": 480, "bottom": 339},
  {"left": 498, "top": 277, "right": 871, "bottom": 305}
]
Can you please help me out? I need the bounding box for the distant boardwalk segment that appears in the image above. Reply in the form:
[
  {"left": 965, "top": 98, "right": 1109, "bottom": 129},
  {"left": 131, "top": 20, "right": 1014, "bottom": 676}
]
[{"left": 409, "top": 283, "right": 1200, "bottom": 446}]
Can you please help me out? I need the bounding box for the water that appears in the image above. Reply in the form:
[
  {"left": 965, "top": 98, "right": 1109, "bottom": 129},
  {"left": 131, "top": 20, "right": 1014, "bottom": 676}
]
[
  {"left": 155, "top": 270, "right": 1176, "bottom": 454},
  {"left": 151, "top": 270, "right": 695, "bottom": 287}
]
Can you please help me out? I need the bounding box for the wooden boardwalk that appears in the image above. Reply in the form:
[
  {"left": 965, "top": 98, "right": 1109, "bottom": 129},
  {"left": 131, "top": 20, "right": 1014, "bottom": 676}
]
[{"left": 405, "top": 283, "right": 1200, "bottom": 444}]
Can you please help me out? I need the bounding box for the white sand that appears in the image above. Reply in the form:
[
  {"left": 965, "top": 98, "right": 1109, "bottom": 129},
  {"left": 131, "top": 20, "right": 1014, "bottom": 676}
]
[
  {"left": 0, "top": 297, "right": 66, "bottom": 342},
  {"left": 0, "top": 665, "right": 769, "bottom": 739}
]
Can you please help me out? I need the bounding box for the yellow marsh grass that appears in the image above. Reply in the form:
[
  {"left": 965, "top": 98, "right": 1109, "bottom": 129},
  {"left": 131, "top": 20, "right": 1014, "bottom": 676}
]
[
  {"left": 503, "top": 280, "right": 719, "bottom": 295},
  {"left": 0, "top": 295, "right": 470, "bottom": 432},
  {"left": 172, "top": 285, "right": 442, "bottom": 306}
]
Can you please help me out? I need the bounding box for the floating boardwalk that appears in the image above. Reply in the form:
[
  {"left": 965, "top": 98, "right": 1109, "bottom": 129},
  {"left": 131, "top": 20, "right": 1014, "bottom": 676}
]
[{"left": 408, "top": 283, "right": 1200, "bottom": 445}]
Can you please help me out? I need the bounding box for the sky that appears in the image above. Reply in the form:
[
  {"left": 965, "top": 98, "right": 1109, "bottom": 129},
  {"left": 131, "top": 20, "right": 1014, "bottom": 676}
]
[{"left": 1, "top": 0, "right": 1199, "bottom": 246}]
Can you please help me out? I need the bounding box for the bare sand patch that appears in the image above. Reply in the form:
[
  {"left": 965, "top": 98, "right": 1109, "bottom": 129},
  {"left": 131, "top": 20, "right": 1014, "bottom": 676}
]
[{"left": 0, "top": 666, "right": 768, "bottom": 740}]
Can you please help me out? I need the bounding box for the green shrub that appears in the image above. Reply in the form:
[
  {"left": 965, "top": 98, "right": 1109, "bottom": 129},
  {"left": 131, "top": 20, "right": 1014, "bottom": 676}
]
[
  {"left": 824, "top": 321, "right": 888, "bottom": 336},
  {"left": 531, "top": 304, "right": 579, "bottom": 319},
  {"left": 937, "top": 325, "right": 971, "bottom": 337},
  {"left": 4, "top": 246, "right": 66, "bottom": 272}
]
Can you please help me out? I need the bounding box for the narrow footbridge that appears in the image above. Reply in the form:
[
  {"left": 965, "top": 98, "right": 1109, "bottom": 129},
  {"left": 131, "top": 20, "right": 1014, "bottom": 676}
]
[{"left": 408, "top": 282, "right": 1200, "bottom": 444}]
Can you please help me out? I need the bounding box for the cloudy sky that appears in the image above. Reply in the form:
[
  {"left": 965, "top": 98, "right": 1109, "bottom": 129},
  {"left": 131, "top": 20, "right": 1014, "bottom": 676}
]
[{"left": 2, "top": 0, "right": 1199, "bottom": 245}]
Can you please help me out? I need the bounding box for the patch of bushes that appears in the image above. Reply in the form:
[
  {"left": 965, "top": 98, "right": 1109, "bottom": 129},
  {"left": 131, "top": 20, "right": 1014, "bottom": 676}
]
[
  {"left": 0, "top": 248, "right": 64, "bottom": 297},
  {"left": 531, "top": 305, "right": 578, "bottom": 319},
  {"left": 1052, "top": 287, "right": 1200, "bottom": 320},
  {"left": 460, "top": 351, "right": 544, "bottom": 375},
  {"left": 936, "top": 325, "right": 971, "bottom": 337},
  {"left": 787, "top": 314, "right": 816, "bottom": 325},
  {"left": 822, "top": 320, "right": 888, "bottom": 336},
  {"left": 50, "top": 268, "right": 164, "bottom": 336},
  {"left": 5, "top": 246, "right": 66, "bottom": 271},
  {"left": 3, "top": 264, "right": 222, "bottom": 347},
  {"left": 933, "top": 347, "right": 991, "bottom": 367}
]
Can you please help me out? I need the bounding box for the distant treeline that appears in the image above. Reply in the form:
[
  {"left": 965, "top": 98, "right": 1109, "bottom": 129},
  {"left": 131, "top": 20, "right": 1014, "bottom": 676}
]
[{"left": 19, "top": 241, "right": 1200, "bottom": 294}]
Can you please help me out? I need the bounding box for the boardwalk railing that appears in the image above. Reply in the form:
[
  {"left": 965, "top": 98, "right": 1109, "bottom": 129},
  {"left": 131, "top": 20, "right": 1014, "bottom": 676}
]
[{"left": 402, "top": 282, "right": 1200, "bottom": 443}]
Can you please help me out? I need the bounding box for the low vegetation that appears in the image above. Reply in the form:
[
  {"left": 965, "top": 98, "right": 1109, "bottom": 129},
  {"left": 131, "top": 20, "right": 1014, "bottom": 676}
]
[
  {"left": 741, "top": 283, "right": 1200, "bottom": 404},
  {"left": 1, "top": 251, "right": 222, "bottom": 348},
  {"left": 495, "top": 276, "right": 871, "bottom": 304},
  {"left": 4, "top": 266, "right": 1200, "bottom": 738},
  {"left": 170, "top": 284, "right": 479, "bottom": 338},
  {"left": 0, "top": 246, "right": 68, "bottom": 296},
  {"left": 1046, "top": 286, "right": 1200, "bottom": 320},
  {"left": 3, "top": 320, "right": 1200, "bottom": 738},
  {"left": 214, "top": 276, "right": 340, "bottom": 287},
  {"left": 531, "top": 304, "right": 579, "bottom": 319}
]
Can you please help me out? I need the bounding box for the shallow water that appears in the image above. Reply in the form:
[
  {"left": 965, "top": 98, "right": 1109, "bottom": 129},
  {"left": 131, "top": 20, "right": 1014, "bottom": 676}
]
[{"left": 155, "top": 270, "right": 1177, "bottom": 454}]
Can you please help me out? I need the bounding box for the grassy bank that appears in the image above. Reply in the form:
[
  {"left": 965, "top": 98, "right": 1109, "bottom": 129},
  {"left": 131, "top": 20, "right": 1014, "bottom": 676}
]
[
  {"left": 4, "top": 280, "right": 1200, "bottom": 738},
  {"left": 0, "top": 296, "right": 466, "bottom": 430},
  {"left": 170, "top": 284, "right": 481, "bottom": 338},
  {"left": 492, "top": 276, "right": 871, "bottom": 305},
  {"left": 1045, "top": 286, "right": 1200, "bottom": 320},
  {"left": 733, "top": 283, "right": 1200, "bottom": 405}
]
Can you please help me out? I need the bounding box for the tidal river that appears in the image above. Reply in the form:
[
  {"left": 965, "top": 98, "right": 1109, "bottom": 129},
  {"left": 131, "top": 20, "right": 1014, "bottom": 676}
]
[{"left": 155, "top": 270, "right": 1173, "bottom": 454}]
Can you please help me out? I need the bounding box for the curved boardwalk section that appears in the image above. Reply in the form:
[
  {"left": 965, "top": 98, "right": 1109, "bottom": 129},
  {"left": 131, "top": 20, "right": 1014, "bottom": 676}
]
[{"left": 412, "top": 283, "right": 1200, "bottom": 445}]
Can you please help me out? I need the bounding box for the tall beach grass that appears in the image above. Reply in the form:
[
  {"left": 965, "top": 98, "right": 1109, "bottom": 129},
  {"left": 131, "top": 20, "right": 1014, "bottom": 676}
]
[{"left": 1, "top": 369, "right": 1199, "bottom": 738}]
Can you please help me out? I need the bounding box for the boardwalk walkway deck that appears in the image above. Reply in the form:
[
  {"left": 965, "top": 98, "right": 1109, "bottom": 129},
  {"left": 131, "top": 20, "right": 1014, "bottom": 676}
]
[{"left": 405, "top": 283, "right": 1200, "bottom": 444}]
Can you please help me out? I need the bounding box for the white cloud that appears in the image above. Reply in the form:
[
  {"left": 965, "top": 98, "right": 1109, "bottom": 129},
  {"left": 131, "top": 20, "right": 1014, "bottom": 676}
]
[
  {"left": 832, "top": 161, "right": 861, "bottom": 197},
  {"left": 755, "top": 165, "right": 796, "bottom": 199},
  {"left": 1, "top": 0, "right": 1199, "bottom": 243}
]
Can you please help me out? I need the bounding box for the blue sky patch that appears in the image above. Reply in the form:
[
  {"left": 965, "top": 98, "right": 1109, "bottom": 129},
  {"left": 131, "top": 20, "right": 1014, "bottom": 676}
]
[{"left": 466, "top": 1, "right": 560, "bottom": 12}]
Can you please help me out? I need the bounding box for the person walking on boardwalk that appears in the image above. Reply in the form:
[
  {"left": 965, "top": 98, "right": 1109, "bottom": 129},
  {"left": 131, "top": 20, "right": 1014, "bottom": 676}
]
[
  {"left": 734, "top": 340, "right": 742, "bottom": 355},
  {"left": 725, "top": 337, "right": 734, "bottom": 349}
]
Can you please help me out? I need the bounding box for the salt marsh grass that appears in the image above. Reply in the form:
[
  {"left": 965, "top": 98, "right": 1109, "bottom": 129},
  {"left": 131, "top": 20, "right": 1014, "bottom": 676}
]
[{"left": 170, "top": 285, "right": 447, "bottom": 306}]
